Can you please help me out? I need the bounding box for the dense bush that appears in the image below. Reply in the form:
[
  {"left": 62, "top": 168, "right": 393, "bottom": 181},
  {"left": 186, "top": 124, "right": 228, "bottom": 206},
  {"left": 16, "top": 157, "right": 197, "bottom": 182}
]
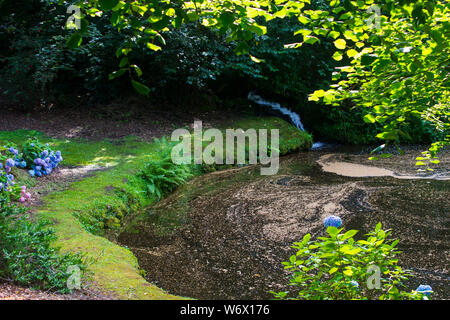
[
  {"left": 0, "top": 204, "right": 85, "bottom": 292},
  {"left": 0, "top": 0, "right": 128, "bottom": 107},
  {"left": 272, "top": 216, "right": 433, "bottom": 300}
]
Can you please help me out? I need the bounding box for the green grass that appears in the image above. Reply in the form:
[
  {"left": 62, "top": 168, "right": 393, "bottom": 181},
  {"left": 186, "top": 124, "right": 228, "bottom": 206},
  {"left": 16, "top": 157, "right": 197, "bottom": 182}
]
[{"left": 0, "top": 117, "right": 312, "bottom": 299}]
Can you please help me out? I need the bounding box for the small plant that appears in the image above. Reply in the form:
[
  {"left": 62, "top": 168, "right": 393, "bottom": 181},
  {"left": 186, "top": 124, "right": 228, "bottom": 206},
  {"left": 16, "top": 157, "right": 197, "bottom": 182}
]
[
  {"left": 272, "top": 216, "right": 432, "bottom": 300},
  {"left": 0, "top": 204, "right": 85, "bottom": 293}
]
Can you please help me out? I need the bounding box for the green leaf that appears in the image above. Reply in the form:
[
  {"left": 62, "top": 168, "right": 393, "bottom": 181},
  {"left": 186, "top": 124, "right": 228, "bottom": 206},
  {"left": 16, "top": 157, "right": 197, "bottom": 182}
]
[
  {"left": 363, "top": 114, "right": 376, "bottom": 123},
  {"left": 220, "top": 12, "right": 234, "bottom": 27},
  {"left": 131, "top": 80, "right": 150, "bottom": 96},
  {"left": 119, "top": 57, "right": 129, "bottom": 68},
  {"left": 108, "top": 69, "right": 127, "bottom": 80},
  {"left": 342, "top": 230, "right": 358, "bottom": 240},
  {"left": 130, "top": 65, "right": 143, "bottom": 77},
  {"left": 346, "top": 49, "right": 358, "bottom": 58},
  {"left": 146, "top": 42, "right": 162, "bottom": 51},
  {"left": 334, "top": 39, "right": 346, "bottom": 50},
  {"left": 234, "top": 41, "right": 250, "bottom": 55},
  {"left": 247, "top": 24, "right": 267, "bottom": 36},
  {"left": 298, "top": 16, "right": 310, "bottom": 24},
  {"left": 343, "top": 268, "right": 353, "bottom": 276},
  {"left": 375, "top": 222, "right": 382, "bottom": 233},
  {"left": 327, "top": 226, "right": 339, "bottom": 237},
  {"left": 328, "top": 31, "right": 340, "bottom": 39},
  {"left": 99, "top": 0, "right": 119, "bottom": 11},
  {"left": 301, "top": 233, "right": 311, "bottom": 245},
  {"left": 66, "top": 33, "right": 82, "bottom": 49},
  {"left": 332, "top": 51, "right": 343, "bottom": 61},
  {"left": 304, "top": 35, "right": 319, "bottom": 45},
  {"left": 250, "top": 55, "right": 264, "bottom": 63}
]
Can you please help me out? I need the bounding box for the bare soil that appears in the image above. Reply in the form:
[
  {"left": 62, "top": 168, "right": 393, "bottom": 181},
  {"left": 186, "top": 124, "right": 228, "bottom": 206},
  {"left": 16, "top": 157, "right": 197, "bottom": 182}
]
[
  {"left": 0, "top": 102, "right": 241, "bottom": 141},
  {"left": 119, "top": 149, "right": 449, "bottom": 300}
]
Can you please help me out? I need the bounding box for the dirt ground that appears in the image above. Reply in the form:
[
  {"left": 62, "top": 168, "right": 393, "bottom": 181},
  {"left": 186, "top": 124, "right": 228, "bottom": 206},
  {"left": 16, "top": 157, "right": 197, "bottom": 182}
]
[
  {"left": 0, "top": 101, "right": 240, "bottom": 142},
  {"left": 119, "top": 149, "right": 449, "bottom": 300}
]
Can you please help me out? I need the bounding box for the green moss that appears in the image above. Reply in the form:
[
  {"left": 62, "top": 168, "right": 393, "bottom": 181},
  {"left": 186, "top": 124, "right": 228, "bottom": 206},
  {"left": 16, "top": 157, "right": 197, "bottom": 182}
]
[
  {"left": 231, "top": 117, "right": 313, "bottom": 154},
  {"left": 0, "top": 117, "right": 312, "bottom": 299}
]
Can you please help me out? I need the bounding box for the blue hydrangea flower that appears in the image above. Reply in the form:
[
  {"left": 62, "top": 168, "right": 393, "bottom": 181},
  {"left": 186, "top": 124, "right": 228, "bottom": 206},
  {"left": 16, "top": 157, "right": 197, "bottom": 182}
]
[
  {"left": 350, "top": 280, "right": 359, "bottom": 289},
  {"left": 324, "top": 215, "right": 342, "bottom": 228},
  {"left": 28, "top": 170, "right": 35, "bottom": 177},
  {"left": 6, "top": 158, "right": 15, "bottom": 168},
  {"left": 416, "top": 285, "right": 432, "bottom": 296}
]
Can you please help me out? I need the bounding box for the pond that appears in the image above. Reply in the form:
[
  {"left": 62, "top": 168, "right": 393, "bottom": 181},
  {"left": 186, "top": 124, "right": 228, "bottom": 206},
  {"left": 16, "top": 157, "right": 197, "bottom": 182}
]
[{"left": 119, "top": 147, "right": 449, "bottom": 299}]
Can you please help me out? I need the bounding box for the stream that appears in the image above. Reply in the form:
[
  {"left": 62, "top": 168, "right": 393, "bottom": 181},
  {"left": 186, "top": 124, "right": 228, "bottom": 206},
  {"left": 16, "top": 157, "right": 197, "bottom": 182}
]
[{"left": 119, "top": 146, "right": 449, "bottom": 299}]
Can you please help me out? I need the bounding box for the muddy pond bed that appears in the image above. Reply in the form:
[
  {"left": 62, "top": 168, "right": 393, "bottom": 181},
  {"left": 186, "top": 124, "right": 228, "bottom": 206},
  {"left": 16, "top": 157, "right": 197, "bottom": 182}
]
[{"left": 119, "top": 147, "right": 449, "bottom": 299}]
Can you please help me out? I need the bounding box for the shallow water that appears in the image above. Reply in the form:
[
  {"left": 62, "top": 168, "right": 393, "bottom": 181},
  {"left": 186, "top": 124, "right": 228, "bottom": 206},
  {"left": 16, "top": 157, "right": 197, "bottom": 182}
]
[{"left": 119, "top": 149, "right": 449, "bottom": 299}]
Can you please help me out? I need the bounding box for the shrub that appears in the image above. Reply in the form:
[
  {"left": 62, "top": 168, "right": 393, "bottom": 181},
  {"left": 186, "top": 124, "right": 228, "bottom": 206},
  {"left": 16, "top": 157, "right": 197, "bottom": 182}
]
[
  {"left": 272, "top": 219, "right": 432, "bottom": 300},
  {"left": 0, "top": 204, "right": 85, "bottom": 293}
]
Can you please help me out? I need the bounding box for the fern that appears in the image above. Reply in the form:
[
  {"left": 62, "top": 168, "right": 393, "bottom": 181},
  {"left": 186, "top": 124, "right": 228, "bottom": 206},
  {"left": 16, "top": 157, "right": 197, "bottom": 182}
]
[{"left": 138, "top": 146, "right": 192, "bottom": 199}]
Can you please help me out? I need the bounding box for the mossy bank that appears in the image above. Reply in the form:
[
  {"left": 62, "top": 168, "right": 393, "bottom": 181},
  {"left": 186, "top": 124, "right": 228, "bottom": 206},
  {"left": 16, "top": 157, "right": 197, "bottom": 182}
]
[{"left": 0, "top": 117, "right": 312, "bottom": 299}]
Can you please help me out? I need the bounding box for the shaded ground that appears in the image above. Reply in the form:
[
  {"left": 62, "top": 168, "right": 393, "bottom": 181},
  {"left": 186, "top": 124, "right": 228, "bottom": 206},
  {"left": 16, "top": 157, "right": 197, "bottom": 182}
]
[
  {"left": 0, "top": 102, "right": 242, "bottom": 141},
  {"left": 119, "top": 148, "right": 449, "bottom": 300}
]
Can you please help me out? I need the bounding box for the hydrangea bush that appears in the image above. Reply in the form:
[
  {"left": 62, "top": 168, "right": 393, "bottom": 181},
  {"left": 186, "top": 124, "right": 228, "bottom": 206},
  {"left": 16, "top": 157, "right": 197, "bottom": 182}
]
[
  {"left": 272, "top": 216, "right": 433, "bottom": 300},
  {"left": 21, "top": 139, "right": 63, "bottom": 177},
  {"left": 0, "top": 138, "right": 62, "bottom": 205}
]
